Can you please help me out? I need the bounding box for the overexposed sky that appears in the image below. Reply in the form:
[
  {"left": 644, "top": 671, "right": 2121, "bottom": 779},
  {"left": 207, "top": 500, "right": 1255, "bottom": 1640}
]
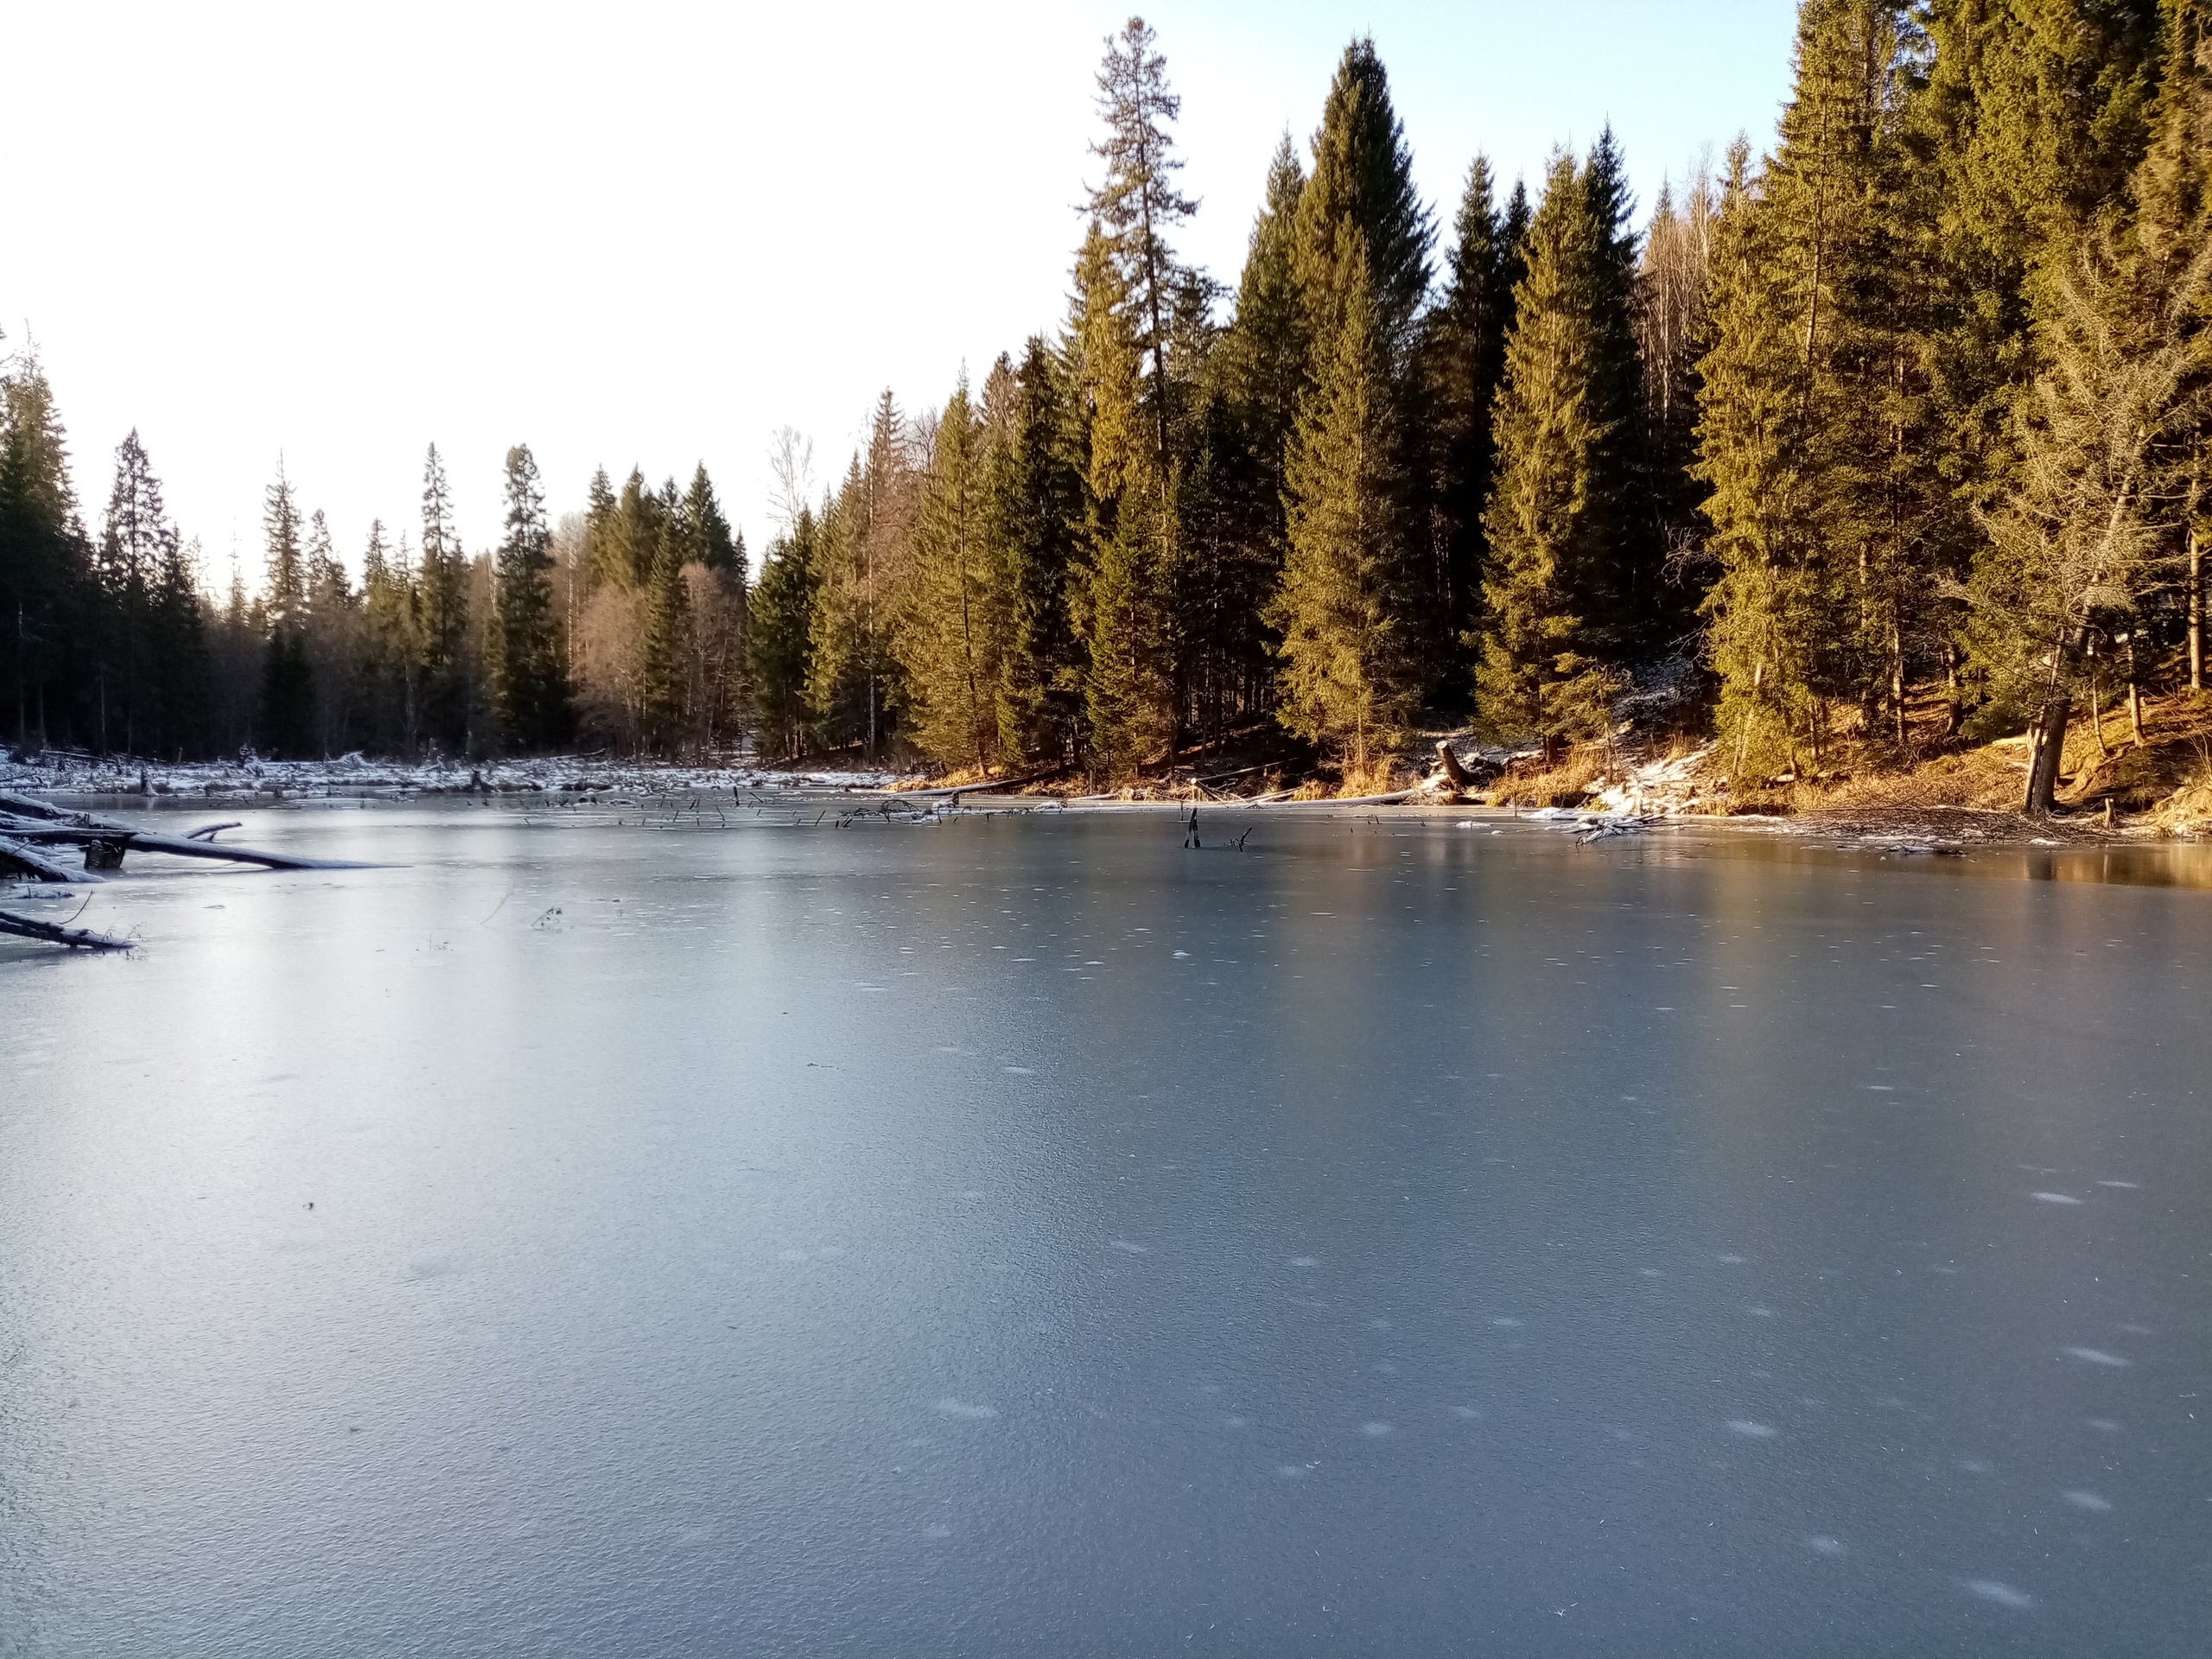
[{"left": 4, "top": 1, "right": 1796, "bottom": 584}]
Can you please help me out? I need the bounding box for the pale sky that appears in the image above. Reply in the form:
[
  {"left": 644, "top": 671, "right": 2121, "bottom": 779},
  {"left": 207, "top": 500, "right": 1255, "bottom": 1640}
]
[{"left": 4, "top": 1, "right": 1797, "bottom": 586}]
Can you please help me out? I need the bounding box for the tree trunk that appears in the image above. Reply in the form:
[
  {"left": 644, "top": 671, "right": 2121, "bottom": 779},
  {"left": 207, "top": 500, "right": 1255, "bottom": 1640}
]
[
  {"left": 2191, "top": 521, "right": 2203, "bottom": 692},
  {"left": 2024, "top": 695, "right": 2071, "bottom": 817}
]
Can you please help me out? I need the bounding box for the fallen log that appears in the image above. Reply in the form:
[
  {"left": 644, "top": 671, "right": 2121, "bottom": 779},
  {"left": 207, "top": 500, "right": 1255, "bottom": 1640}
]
[
  {"left": 0, "top": 818, "right": 374, "bottom": 872},
  {"left": 1262, "top": 788, "right": 1423, "bottom": 808},
  {"left": 0, "top": 791, "right": 100, "bottom": 825},
  {"left": 0, "top": 835, "right": 103, "bottom": 883},
  {"left": 0, "top": 908, "right": 131, "bottom": 950}
]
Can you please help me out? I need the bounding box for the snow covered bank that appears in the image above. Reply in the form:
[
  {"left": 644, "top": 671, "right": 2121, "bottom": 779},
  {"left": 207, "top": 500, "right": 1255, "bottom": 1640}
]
[{"left": 0, "top": 752, "right": 900, "bottom": 800}]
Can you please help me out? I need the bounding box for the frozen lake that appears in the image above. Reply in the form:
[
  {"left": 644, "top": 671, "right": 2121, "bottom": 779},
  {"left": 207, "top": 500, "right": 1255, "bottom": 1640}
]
[{"left": 3, "top": 800, "right": 2209, "bottom": 1655}]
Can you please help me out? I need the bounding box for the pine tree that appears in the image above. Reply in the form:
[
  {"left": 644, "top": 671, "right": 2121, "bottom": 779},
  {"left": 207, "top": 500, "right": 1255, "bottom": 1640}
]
[
  {"left": 1268, "top": 243, "right": 1421, "bottom": 774},
  {"left": 490, "top": 444, "right": 570, "bottom": 752},
  {"left": 1087, "top": 15, "right": 1198, "bottom": 475},
  {"left": 1476, "top": 151, "right": 1629, "bottom": 758}
]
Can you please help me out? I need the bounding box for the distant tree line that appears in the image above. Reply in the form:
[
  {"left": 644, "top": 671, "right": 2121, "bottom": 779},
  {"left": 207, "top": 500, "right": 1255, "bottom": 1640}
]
[{"left": 6, "top": 4, "right": 2209, "bottom": 808}]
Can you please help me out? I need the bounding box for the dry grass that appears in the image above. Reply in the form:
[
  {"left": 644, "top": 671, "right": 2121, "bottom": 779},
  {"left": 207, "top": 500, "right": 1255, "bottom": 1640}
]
[{"left": 1482, "top": 750, "right": 1607, "bottom": 809}]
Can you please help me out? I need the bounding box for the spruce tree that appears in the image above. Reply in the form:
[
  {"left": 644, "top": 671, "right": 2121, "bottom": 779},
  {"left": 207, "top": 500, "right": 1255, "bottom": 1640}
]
[
  {"left": 1580, "top": 124, "right": 1657, "bottom": 649},
  {"left": 1217, "top": 134, "right": 1308, "bottom": 499},
  {"left": 681, "top": 463, "right": 742, "bottom": 577},
  {"left": 416, "top": 442, "right": 474, "bottom": 754},
  {"left": 1268, "top": 243, "right": 1421, "bottom": 773},
  {"left": 1635, "top": 165, "right": 1719, "bottom": 635},
  {"left": 1694, "top": 2, "right": 1941, "bottom": 769},
  {"left": 491, "top": 444, "right": 570, "bottom": 753},
  {"left": 94, "top": 429, "right": 173, "bottom": 753},
  {"left": 361, "top": 518, "right": 420, "bottom": 754},
  {"left": 1293, "top": 38, "right": 1434, "bottom": 359},
  {"left": 258, "top": 472, "right": 315, "bottom": 756},
  {"left": 638, "top": 493, "right": 692, "bottom": 755},
  {"left": 749, "top": 508, "right": 820, "bottom": 760},
  {"left": 989, "top": 337, "right": 1090, "bottom": 766},
  {"left": 1072, "top": 221, "right": 1175, "bottom": 778},
  {"left": 303, "top": 508, "right": 359, "bottom": 755},
  {"left": 807, "top": 396, "right": 915, "bottom": 755},
  {"left": 1475, "top": 151, "right": 1627, "bottom": 758},
  {"left": 1, "top": 349, "right": 95, "bottom": 749},
  {"left": 1416, "top": 156, "right": 1520, "bottom": 692},
  {"left": 1282, "top": 37, "right": 1433, "bottom": 709},
  {"left": 1694, "top": 141, "right": 1834, "bottom": 778},
  {"left": 895, "top": 382, "right": 1001, "bottom": 772},
  {"left": 149, "top": 531, "right": 207, "bottom": 760}
]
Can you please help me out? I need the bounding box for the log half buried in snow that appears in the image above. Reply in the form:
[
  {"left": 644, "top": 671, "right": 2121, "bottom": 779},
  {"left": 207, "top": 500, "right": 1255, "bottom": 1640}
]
[
  {"left": 0, "top": 818, "right": 375, "bottom": 872},
  {"left": 0, "top": 908, "right": 131, "bottom": 950},
  {"left": 0, "top": 835, "right": 102, "bottom": 883}
]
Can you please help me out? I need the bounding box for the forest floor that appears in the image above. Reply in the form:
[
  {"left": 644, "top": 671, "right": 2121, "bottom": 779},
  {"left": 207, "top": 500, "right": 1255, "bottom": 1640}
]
[{"left": 1541, "top": 683, "right": 2212, "bottom": 846}]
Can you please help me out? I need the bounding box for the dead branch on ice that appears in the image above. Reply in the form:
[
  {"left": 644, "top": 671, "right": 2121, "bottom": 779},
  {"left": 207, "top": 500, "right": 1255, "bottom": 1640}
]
[
  {"left": 0, "top": 835, "right": 102, "bottom": 883},
  {"left": 0, "top": 908, "right": 132, "bottom": 950}
]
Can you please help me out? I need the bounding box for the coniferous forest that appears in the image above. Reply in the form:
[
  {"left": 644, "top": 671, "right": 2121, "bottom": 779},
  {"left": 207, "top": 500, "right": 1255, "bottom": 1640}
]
[{"left": 5, "top": 3, "right": 2210, "bottom": 818}]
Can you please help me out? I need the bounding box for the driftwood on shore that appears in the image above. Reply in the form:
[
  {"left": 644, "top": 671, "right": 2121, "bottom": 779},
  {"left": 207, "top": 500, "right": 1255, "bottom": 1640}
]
[{"left": 0, "top": 908, "right": 132, "bottom": 950}]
